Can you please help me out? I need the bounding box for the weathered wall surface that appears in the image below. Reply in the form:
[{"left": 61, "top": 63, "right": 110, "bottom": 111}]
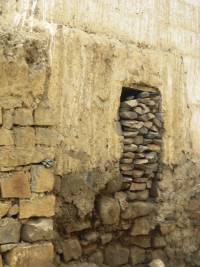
[{"left": 0, "top": 1, "right": 200, "bottom": 267}]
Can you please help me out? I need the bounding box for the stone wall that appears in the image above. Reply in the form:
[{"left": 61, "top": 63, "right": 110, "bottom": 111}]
[{"left": 0, "top": 1, "right": 200, "bottom": 267}]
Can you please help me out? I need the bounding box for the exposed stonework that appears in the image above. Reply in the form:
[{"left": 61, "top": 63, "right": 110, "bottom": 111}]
[
  {"left": 0, "top": 1, "right": 200, "bottom": 267},
  {"left": 19, "top": 195, "right": 56, "bottom": 219},
  {"left": 6, "top": 243, "right": 54, "bottom": 267}
]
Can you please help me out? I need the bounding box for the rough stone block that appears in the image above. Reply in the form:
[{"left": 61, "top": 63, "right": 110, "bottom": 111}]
[
  {"left": 34, "top": 108, "right": 55, "bottom": 126},
  {"left": 89, "top": 250, "right": 104, "bottom": 267},
  {"left": 147, "top": 144, "right": 161, "bottom": 152},
  {"left": 36, "top": 128, "right": 58, "bottom": 146},
  {"left": 22, "top": 218, "right": 53, "bottom": 242},
  {"left": 152, "top": 235, "right": 166, "bottom": 248},
  {"left": 100, "top": 233, "right": 112, "bottom": 245},
  {"left": 6, "top": 243, "right": 54, "bottom": 267},
  {"left": 83, "top": 231, "right": 98, "bottom": 243},
  {"left": 14, "top": 108, "right": 33, "bottom": 126},
  {"left": 0, "top": 147, "right": 54, "bottom": 168},
  {"left": 0, "top": 201, "right": 11, "bottom": 218},
  {"left": 121, "top": 202, "right": 155, "bottom": 220},
  {"left": 14, "top": 127, "right": 35, "bottom": 147},
  {"left": 0, "top": 218, "right": 21, "bottom": 244},
  {"left": 3, "top": 109, "right": 14, "bottom": 129},
  {"left": 160, "top": 223, "right": 175, "bottom": 235},
  {"left": 131, "top": 217, "right": 151, "bottom": 236},
  {"left": 0, "top": 129, "right": 14, "bottom": 146},
  {"left": 122, "top": 235, "right": 151, "bottom": 248},
  {"left": 127, "top": 190, "right": 149, "bottom": 201},
  {"left": 62, "top": 238, "right": 82, "bottom": 263},
  {"left": 61, "top": 174, "right": 95, "bottom": 218},
  {"left": 19, "top": 195, "right": 55, "bottom": 219},
  {"left": 98, "top": 196, "right": 120, "bottom": 225},
  {"left": 31, "top": 165, "right": 55, "bottom": 193},
  {"left": 130, "top": 246, "right": 145, "bottom": 265},
  {"left": 0, "top": 171, "right": 31, "bottom": 198},
  {"left": 130, "top": 183, "right": 146, "bottom": 191},
  {"left": 104, "top": 243, "right": 129, "bottom": 267}
]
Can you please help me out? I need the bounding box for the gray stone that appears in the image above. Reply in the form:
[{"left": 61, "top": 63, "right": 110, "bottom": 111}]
[
  {"left": 145, "top": 152, "right": 158, "bottom": 162},
  {"left": 138, "top": 103, "right": 150, "bottom": 114},
  {"left": 62, "top": 238, "right": 82, "bottom": 263},
  {"left": 138, "top": 145, "right": 148, "bottom": 153},
  {"left": 149, "top": 259, "right": 165, "bottom": 267},
  {"left": 152, "top": 235, "right": 166, "bottom": 248},
  {"left": 122, "top": 131, "right": 138, "bottom": 138},
  {"left": 138, "top": 127, "right": 148, "bottom": 135},
  {"left": 89, "top": 250, "right": 104, "bottom": 267},
  {"left": 151, "top": 125, "right": 159, "bottom": 132},
  {"left": 134, "top": 106, "right": 143, "bottom": 115},
  {"left": 143, "top": 138, "right": 153, "bottom": 145},
  {"left": 83, "top": 231, "right": 98, "bottom": 243},
  {"left": 121, "top": 120, "right": 144, "bottom": 129},
  {"left": 106, "top": 176, "right": 122, "bottom": 193},
  {"left": 147, "top": 113, "right": 156, "bottom": 120},
  {"left": 104, "top": 243, "right": 129, "bottom": 267},
  {"left": 131, "top": 217, "right": 151, "bottom": 236},
  {"left": 134, "top": 159, "right": 148, "bottom": 165},
  {"left": 119, "top": 111, "right": 138, "bottom": 120},
  {"left": 144, "top": 121, "right": 153, "bottom": 129},
  {"left": 21, "top": 218, "right": 53, "bottom": 242},
  {"left": 121, "top": 99, "right": 138, "bottom": 108},
  {"left": 122, "top": 235, "right": 151, "bottom": 248},
  {"left": 122, "top": 177, "right": 133, "bottom": 183},
  {"left": 121, "top": 170, "right": 133, "bottom": 176},
  {"left": 121, "top": 202, "right": 154, "bottom": 220},
  {"left": 0, "top": 218, "right": 21, "bottom": 244},
  {"left": 99, "top": 196, "right": 120, "bottom": 225},
  {"left": 138, "top": 92, "right": 150, "bottom": 98},
  {"left": 123, "top": 152, "right": 135, "bottom": 159},
  {"left": 120, "top": 164, "right": 133, "bottom": 171},
  {"left": 129, "top": 183, "right": 146, "bottom": 191},
  {"left": 123, "top": 138, "right": 134, "bottom": 145},
  {"left": 130, "top": 246, "right": 146, "bottom": 265},
  {"left": 124, "top": 144, "right": 138, "bottom": 152},
  {"left": 132, "top": 170, "right": 144, "bottom": 178},
  {"left": 100, "top": 233, "right": 112, "bottom": 245},
  {"left": 120, "top": 158, "right": 133, "bottom": 164},
  {"left": 127, "top": 190, "right": 149, "bottom": 201},
  {"left": 153, "top": 118, "right": 162, "bottom": 128},
  {"left": 133, "top": 135, "right": 144, "bottom": 145},
  {"left": 139, "top": 113, "right": 149, "bottom": 122},
  {"left": 146, "top": 131, "right": 161, "bottom": 139},
  {"left": 139, "top": 98, "right": 156, "bottom": 106}
]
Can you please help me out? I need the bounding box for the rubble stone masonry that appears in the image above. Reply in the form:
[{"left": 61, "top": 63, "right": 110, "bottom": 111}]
[{"left": 1, "top": 1, "right": 200, "bottom": 267}]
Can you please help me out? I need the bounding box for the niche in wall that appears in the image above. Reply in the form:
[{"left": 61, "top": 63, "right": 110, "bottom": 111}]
[{"left": 119, "top": 87, "right": 163, "bottom": 198}]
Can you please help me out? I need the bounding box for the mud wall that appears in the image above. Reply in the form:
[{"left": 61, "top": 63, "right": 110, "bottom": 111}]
[{"left": 0, "top": 1, "right": 200, "bottom": 267}]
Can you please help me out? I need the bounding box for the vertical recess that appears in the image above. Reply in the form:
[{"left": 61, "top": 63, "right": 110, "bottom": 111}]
[{"left": 119, "top": 87, "right": 163, "bottom": 196}]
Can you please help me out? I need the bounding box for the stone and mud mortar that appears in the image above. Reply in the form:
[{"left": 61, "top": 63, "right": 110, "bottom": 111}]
[{"left": 0, "top": 1, "right": 200, "bottom": 267}]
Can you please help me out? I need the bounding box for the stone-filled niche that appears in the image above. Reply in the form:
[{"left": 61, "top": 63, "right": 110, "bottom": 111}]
[
  {"left": 119, "top": 87, "right": 163, "bottom": 197},
  {"left": 117, "top": 87, "right": 167, "bottom": 265}
]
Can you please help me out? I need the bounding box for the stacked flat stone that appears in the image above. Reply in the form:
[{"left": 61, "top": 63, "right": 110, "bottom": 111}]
[{"left": 119, "top": 91, "right": 163, "bottom": 200}]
